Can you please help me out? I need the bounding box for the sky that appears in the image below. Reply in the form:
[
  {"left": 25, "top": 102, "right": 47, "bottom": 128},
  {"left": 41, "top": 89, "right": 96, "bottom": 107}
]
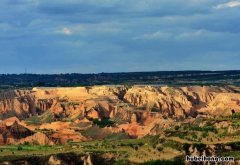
[{"left": 0, "top": 0, "right": 240, "bottom": 74}]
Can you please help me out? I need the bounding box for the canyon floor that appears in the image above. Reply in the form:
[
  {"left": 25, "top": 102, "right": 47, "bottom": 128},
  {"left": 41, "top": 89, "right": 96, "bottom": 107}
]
[{"left": 0, "top": 85, "right": 240, "bottom": 164}]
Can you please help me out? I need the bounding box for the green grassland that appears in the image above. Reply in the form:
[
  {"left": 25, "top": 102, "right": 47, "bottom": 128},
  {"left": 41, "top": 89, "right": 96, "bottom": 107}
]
[{"left": 0, "top": 136, "right": 183, "bottom": 163}]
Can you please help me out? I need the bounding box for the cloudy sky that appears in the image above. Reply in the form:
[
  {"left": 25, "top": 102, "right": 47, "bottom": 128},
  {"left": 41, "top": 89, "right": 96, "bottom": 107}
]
[{"left": 0, "top": 0, "right": 240, "bottom": 73}]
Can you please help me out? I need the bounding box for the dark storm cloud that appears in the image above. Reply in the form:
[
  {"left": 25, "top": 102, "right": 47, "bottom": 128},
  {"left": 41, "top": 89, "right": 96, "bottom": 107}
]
[{"left": 0, "top": 0, "right": 239, "bottom": 73}]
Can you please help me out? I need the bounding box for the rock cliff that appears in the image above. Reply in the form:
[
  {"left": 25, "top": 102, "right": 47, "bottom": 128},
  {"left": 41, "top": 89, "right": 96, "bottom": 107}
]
[{"left": 0, "top": 85, "right": 239, "bottom": 144}]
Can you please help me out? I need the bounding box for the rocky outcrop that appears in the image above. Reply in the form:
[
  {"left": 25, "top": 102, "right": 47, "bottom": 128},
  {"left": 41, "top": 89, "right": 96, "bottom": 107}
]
[
  {"left": 51, "top": 129, "right": 87, "bottom": 144},
  {"left": 0, "top": 153, "right": 116, "bottom": 165},
  {"left": 17, "top": 132, "right": 53, "bottom": 145},
  {"left": 1, "top": 86, "right": 239, "bottom": 121},
  {"left": 0, "top": 118, "right": 34, "bottom": 145},
  {"left": 48, "top": 156, "right": 61, "bottom": 165},
  {"left": 0, "top": 85, "right": 240, "bottom": 144},
  {"left": 82, "top": 153, "right": 93, "bottom": 165}
]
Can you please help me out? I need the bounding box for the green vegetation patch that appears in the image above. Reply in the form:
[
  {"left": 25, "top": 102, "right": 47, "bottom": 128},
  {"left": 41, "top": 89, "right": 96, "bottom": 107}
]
[
  {"left": 92, "top": 118, "right": 115, "bottom": 128},
  {"left": 221, "top": 151, "right": 240, "bottom": 160},
  {"left": 140, "top": 157, "right": 184, "bottom": 165},
  {"left": 26, "top": 110, "right": 53, "bottom": 125},
  {"left": 232, "top": 113, "right": 240, "bottom": 119},
  {"left": 0, "top": 144, "right": 54, "bottom": 152},
  {"left": 162, "top": 140, "right": 182, "bottom": 151},
  {"left": 183, "top": 125, "right": 217, "bottom": 133}
]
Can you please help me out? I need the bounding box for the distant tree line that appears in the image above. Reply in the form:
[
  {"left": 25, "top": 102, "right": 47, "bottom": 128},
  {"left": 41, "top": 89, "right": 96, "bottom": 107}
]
[{"left": 0, "top": 70, "right": 239, "bottom": 88}]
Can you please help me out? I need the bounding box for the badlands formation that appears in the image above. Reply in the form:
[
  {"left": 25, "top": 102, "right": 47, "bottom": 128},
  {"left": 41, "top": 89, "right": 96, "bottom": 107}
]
[{"left": 0, "top": 85, "right": 240, "bottom": 145}]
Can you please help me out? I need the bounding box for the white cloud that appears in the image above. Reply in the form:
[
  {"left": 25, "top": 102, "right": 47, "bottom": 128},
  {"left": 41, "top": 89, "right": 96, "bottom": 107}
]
[
  {"left": 61, "top": 27, "right": 72, "bottom": 35},
  {"left": 216, "top": 1, "right": 240, "bottom": 9},
  {"left": 54, "top": 25, "right": 88, "bottom": 36},
  {"left": 134, "top": 31, "right": 172, "bottom": 40},
  {"left": 54, "top": 27, "right": 74, "bottom": 36},
  {"left": 175, "top": 30, "right": 204, "bottom": 40},
  {"left": 55, "top": 27, "right": 73, "bottom": 35}
]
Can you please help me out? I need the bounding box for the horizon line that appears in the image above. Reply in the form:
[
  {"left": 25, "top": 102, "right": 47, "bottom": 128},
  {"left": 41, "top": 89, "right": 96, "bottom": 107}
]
[{"left": 0, "top": 70, "right": 240, "bottom": 75}]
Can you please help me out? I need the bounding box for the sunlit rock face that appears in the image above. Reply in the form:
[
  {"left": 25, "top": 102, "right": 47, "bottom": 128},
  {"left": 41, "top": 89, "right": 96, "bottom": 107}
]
[{"left": 0, "top": 85, "right": 239, "bottom": 144}]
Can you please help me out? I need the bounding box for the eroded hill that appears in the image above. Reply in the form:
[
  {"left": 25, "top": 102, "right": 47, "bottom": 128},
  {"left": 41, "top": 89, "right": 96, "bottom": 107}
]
[
  {"left": 0, "top": 85, "right": 240, "bottom": 164},
  {"left": 0, "top": 85, "right": 239, "bottom": 143}
]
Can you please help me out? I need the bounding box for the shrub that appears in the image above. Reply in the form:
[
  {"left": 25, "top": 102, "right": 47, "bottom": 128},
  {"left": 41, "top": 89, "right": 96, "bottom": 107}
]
[
  {"left": 17, "top": 146, "right": 23, "bottom": 151},
  {"left": 174, "top": 125, "right": 180, "bottom": 131},
  {"left": 134, "top": 145, "right": 139, "bottom": 151},
  {"left": 183, "top": 143, "right": 191, "bottom": 153},
  {"left": 232, "top": 113, "right": 240, "bottom": 119},
  {"left": 201, "top": 132, "right": 208, "bottom": 138},
  {"left": 23, "top": 141, "right": 30, "bottom": 146},
  {"left": 203, "top": 126, "right": 217, "bottom": 133},
  {"left": 152, "top": 144, "right": 156, "bottom": 149},
  {"left": 178, "top": 133, "right": 185, "bottom": 139},
  {"left": 139, "top": 142, "right": 144, "bottom": 146},
  {"left": 157, "top": 146, "right": 163, "bottom": 152},
  {"left": 192, "top": 133, "right": 198, "bottom": 140},
  {"left": 93, "top": 118, "right": 114, "bottom": 128}
]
